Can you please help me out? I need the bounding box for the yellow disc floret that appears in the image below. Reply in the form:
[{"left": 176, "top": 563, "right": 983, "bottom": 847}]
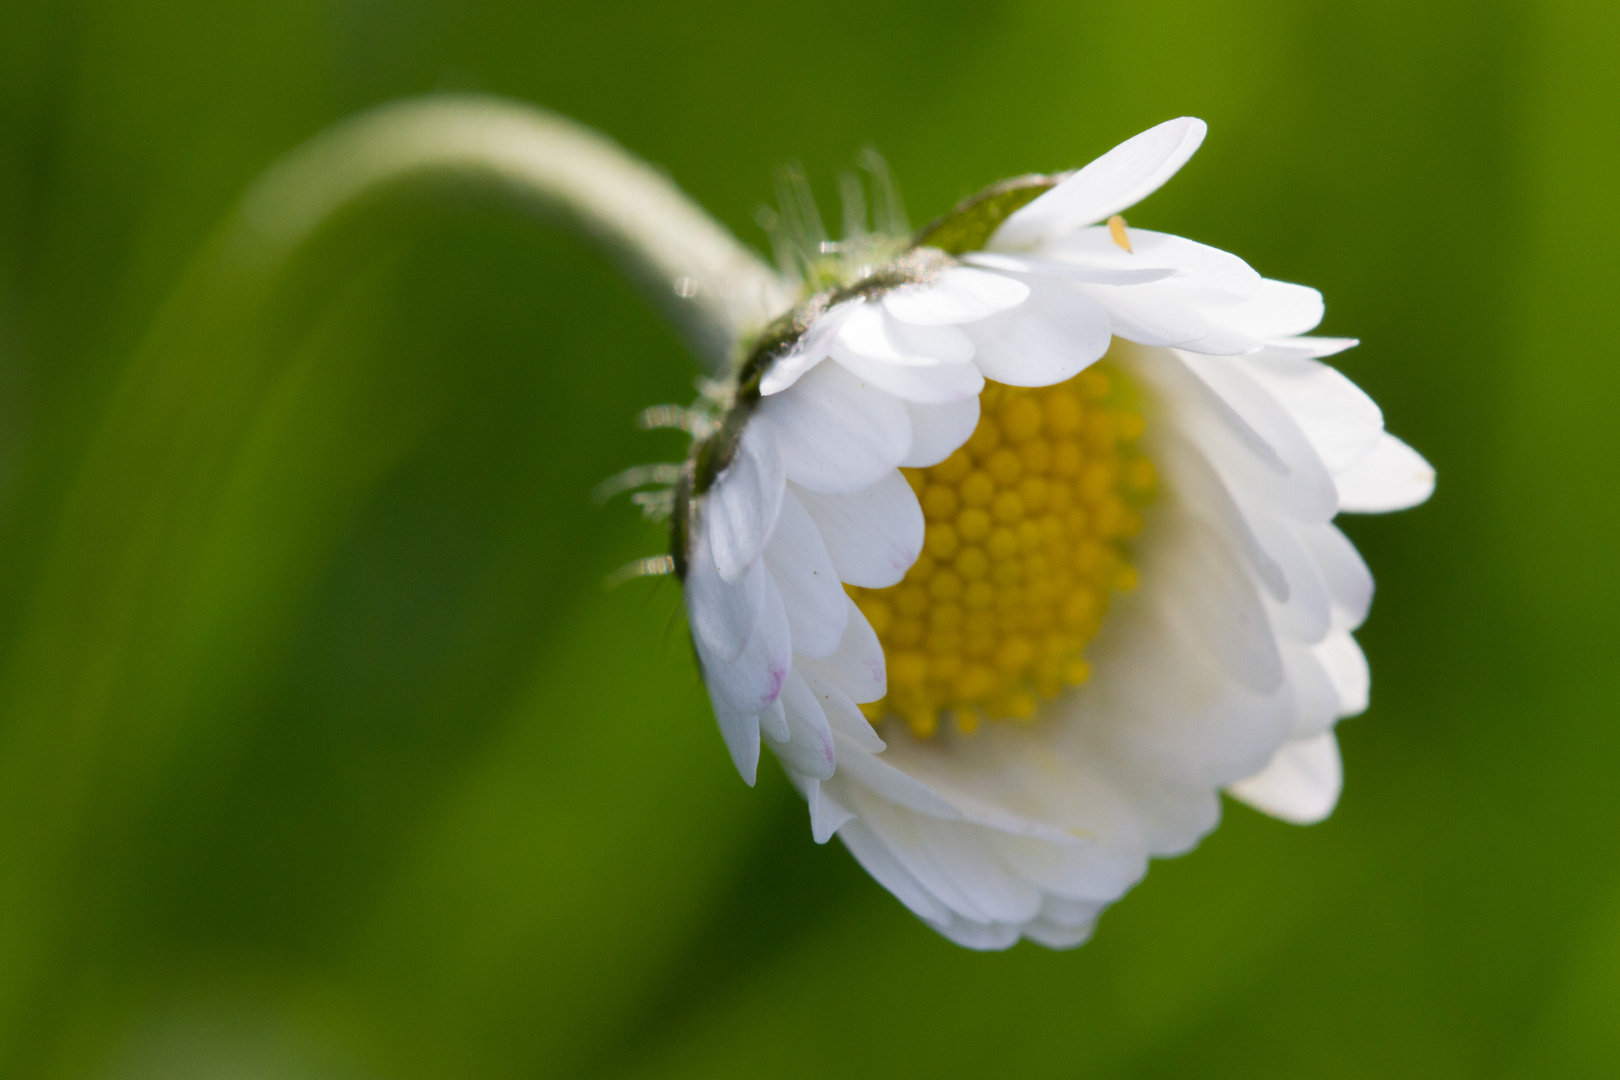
[{"left": 848, "top": 360, "right": 1155, "bottom": 738}]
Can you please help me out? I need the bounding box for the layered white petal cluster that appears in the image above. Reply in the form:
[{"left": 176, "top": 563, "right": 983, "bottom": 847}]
[{"left": 683, "top": 119, "right": 1434, "bottom": 949}]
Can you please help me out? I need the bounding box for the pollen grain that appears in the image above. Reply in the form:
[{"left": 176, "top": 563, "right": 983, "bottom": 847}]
[
  {"left": 1107, "top": 214, "right": 1133, "bottom": 252},
  {"left": 847, "top": 362, "right": 1153, "bottom": 738}
]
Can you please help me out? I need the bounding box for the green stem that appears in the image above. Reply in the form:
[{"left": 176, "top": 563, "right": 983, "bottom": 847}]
[{"left": 231, "top": 94, "right": 790, "bottom": 370}]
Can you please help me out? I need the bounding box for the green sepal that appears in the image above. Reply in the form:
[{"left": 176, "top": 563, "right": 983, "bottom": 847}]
[{"left": 913, "top": 173, "right": 1064, "bottom": 254}]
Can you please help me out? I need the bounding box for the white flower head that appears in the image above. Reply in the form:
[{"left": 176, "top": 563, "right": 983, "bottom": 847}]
[{"left": 638, "top": 119, "right": 1434, "bottom": 949}]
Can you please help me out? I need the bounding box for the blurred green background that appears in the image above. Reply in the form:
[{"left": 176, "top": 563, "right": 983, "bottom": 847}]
[{"left": 0, "top": 0, "right": 1616, "bottom": 1075}]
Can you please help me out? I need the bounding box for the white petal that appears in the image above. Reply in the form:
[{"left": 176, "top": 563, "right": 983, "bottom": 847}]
[
  {"left": 933, "top": 917, "right": 1021, "bottom": 951},
  {"left": 886, "top": 317, "right": 978, "bottom": 365},
  {"left": 963, "top": 277, "right": 1111, "bottom": 386},
  {"left": 759, "top": 697, "right": 789, "bottom": 742},
  {"left": 1248, "top": 508, "right": 1334, "bottom": 644},
  {"left": 830, "top": 311, "right": 982, "bottom": 403},
  {"left": 760, "top": 302, "right": 856, "bottom": 396},
  {"left": 705, "top": 422, "right": 786, "bottom": 584},
  {"left": 802, "top": 667, "right": 885, "bottom": 752},
  {"left": 836, "top": 740, "right": 962, "bottom": 820},
  {"left": 843, "top": 796, "right": 990, "bottom": 923},
  {"left": 756, "top": 356, "right": 912, "bottom": 494},
  {"left": 863, "top": 754, "right": 1087, "bottom": 846},
  {"left": 988, "top": 117, "right": 1207, "bottom": 248},
  {"left": 831, "top": 349, "right": 984, "bottom": 405},
  {"left": 1335, "top": 433, "right": 1435, "bottom": 513},
  {"left": 710, "top": 697, "right": 762, "bottom": 787},
  {"left": 683, "top": 528, "right": 761, "bottom": 663},
  {"left": 764, "top": 490, "right": 847, "bottom": 658},
  {"left": 1244, "top": 353, "right": 1384, "bottom": 475},
  {"left": 835, "top": 302, "right": 975, "bottom": 365},
  {"left": 882, "top": 266, "right": 1030, "bottom": 325},
  {"left": 1207, "top": 279, "right": 1324, "bottom": 339},
  {"left": 1169, "top": 319, "right": 1265, "bottom": 358},
  {"left": 1147, "top": 435, "right": 1337, "bottom": 653},
  {"left": 1023, "top": 918, "right": 1096, "bottom": 950},
  {"left": 1134, "top": 344, "right": 1287, "bottom": 473},
  {"left": 1157, "top": 429, "right": 1289, "bottom": 601},
  {"left": 1281, "top": 642, "right": 1346, "bottom": 740},
  {"left": 1227, "top": 731, "right": 1343, "bottom": 825},
  {"left": 1155, "top": 511, "right": 1285, "bottom": 693},
  {"left": 1083, "top": 595, "right": 1293, "bottom": 800},
  {"left": 769, "top": 670, "right": 838, "bottom": 780},
  {"left": 965, "top": 250, "right": 1176, "bottom": 286},
  {"left": 997, "top": 828, "right": 1145, "bottom": 904},
  {"left": 1040, "top": 894, "right": 1108, "bottom": 930},
  {"left": 1082, "top": 282, "right": 1209, "bottom": 347},
  {"left": 1166, "top": 349, "right": 1343, "bottom": 524},
  {"left": 806, "top": 779, "right": 856, "bottom": 843},
  {"left": 1261, "top": 336, "right": 1359, "bottom": 359},
  {"left": 922, "top": 829, "right": 1043, "bottom": 925},
  {"left": 1036, "top": 227, "right": 1260, "bottom": 301},
  {"left": 791, "top": 472, "right": 924, "bottom": 589},
  {"left": 856, "top": 798, "right": 1041, "bottom": 924},
  {"left": 798, "top": 597, "right": 886, "bottom": 704},
  {"left": 1299, "top": 523, "right": 1374, "bottom": 631},
  {"left": 836, "top": 818, "right": 954, "bottom": 923},
  {"left": 696, "top": 570, "right": 792, "bottom": 714},
  {"left": 1314, "top": 631, "right": 1370, "bottom": 717},
  {"left": 902, "top": 396, "right": 981, "bottom": 467}
]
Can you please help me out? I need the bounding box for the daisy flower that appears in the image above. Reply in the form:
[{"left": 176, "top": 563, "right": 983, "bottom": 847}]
[{"left": 627, "top": 118, "right": 1433, "bottom": 949}]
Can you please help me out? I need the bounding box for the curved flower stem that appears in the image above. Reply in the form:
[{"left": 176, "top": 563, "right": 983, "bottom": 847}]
[{"left": 232, "top": 94, "right": 790, "bottom": 371}]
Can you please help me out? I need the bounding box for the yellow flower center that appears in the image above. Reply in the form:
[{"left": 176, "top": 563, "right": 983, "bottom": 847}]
[{"left": 847, "top": 360, "right": 1154, "bottom": 738}]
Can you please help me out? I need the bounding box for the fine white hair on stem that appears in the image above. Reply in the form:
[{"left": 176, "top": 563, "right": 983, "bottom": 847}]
[
  {"left": 636, "top": 404, "right": 717, "bottom": 437},
  {"left": 838, "top": 169, "right": 868, "bottom": 249},
  {"left": 859, "top": 146, "right": 908, "bottom": 238},
  {"left": 591, "top": 463, "right": 684, "bottom": 505},
  {"left": 771, "top": 161, "right": 829, "bottom": 281},
  {"left": 630, "top": 489, "right": 677, "bottom": 521},
  {"left": 605, "top": 555, "right": 677, "bottom": 588},
  {"left": 754, "top": 149, "right": 912, "bottom": 290}
]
